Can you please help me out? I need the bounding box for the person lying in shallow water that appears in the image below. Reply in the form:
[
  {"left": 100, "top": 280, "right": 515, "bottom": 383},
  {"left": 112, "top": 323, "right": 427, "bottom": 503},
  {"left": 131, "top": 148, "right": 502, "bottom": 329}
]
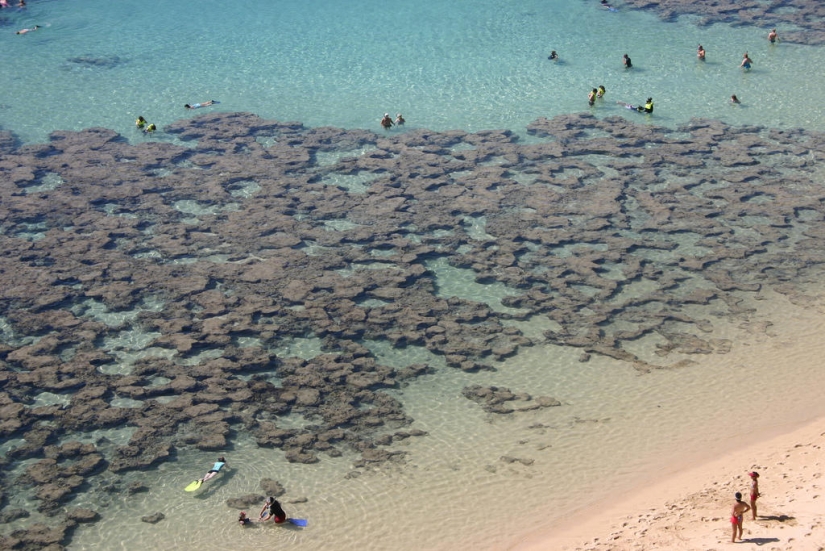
[{"left": 185, "top": 100, "right": 218, "bottom": 109}]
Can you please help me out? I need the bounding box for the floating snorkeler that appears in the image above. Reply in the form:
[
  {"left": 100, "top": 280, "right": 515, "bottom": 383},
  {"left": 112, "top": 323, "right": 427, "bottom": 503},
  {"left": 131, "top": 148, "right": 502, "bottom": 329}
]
[{"left": 617, "top": 97, "right": 653, "bottom": 113}]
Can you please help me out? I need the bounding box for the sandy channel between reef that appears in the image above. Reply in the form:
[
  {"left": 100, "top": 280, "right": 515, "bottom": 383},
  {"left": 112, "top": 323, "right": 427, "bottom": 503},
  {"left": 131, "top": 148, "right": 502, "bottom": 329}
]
[{"left": 510, "top": 414, "right": 825, "bottom": 550}]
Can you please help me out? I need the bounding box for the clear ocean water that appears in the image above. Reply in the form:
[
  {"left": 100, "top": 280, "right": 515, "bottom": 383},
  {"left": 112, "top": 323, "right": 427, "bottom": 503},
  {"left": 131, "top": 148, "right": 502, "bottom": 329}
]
[
  {"left": 3, "top": 1, "right": 825, "bottom": 551},
  {"left": 2, "top": 0, "right": 825, "bottom": 144}
]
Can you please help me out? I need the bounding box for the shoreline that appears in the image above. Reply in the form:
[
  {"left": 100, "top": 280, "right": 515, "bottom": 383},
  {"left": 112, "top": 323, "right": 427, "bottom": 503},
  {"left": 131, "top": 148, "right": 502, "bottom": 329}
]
[{"left": 510, "top": 414, "right": 825, "bottom": 550}]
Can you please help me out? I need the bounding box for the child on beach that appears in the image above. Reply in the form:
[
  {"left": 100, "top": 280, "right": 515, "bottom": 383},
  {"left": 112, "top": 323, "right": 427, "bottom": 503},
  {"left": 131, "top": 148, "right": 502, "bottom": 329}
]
[
  {"left": 730, "top": 492, "right": 751, "bottom": 542},
  {"left": 749, "top": 471, "right": 760, "bottom": 519}
]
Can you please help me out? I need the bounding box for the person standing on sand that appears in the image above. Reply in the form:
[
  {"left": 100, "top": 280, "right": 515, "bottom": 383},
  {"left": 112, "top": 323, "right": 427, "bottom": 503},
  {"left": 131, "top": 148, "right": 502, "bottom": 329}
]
[
  {"left": 749, "top": 471, "right": 761, "bottom": 519},
  {"left": 730, "top": 491, "right": 751, "bottom": 543}
]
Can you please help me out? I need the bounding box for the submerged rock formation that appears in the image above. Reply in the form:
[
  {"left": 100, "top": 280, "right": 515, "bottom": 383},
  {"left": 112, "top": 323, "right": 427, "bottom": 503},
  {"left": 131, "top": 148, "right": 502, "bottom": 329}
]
[{"left": 1, "top": 110, "right": 825, "bottom": 545}]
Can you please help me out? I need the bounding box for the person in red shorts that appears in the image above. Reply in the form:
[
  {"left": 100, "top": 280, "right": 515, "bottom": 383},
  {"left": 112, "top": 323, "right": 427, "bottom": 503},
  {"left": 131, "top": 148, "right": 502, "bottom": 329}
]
[
  {"left": 749, "top": 471, "right": 761, "bottom": 519},
  {"left": 730, "top": 492, "right": 751, "bottom": 542},
  {"left": 259, "top": 497, "right": 287, "bottom": 524}
]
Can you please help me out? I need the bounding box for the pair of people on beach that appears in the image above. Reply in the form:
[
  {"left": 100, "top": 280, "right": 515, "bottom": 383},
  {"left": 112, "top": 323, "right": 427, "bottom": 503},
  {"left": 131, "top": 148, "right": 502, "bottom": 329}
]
[
  {"left": 237, "top": 497, "right": 288, "bottom": 527},
  {"left": 730, "top": 471, "right": 760, "bottom": 542},
  {"left": 381, "top": 113, "right": 405, "bottom": 130}
]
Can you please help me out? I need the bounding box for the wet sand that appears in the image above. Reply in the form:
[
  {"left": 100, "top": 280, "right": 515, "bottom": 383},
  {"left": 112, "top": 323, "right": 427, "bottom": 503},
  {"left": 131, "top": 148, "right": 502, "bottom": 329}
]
[{"left": 512, "top": 416, "right": 825, "bottom": 550}]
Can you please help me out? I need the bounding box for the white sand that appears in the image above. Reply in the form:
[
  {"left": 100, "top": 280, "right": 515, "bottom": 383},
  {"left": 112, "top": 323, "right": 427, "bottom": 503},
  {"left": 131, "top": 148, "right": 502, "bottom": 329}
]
[{"left": 511, "top": 415, "right": 825, "bottom": 550}]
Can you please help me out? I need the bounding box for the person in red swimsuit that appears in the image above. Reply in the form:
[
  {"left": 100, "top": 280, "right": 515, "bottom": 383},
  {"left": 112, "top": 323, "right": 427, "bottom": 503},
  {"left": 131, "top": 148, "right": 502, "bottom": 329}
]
[
  {"left": 730, "top": 492, "right": 751, "bottom": 542},
  {"left": 749, "top": 471, "right": 760, "bottom": 519},
  {"left": 259, "top": 497, "right": 287, "bottom": 524}
]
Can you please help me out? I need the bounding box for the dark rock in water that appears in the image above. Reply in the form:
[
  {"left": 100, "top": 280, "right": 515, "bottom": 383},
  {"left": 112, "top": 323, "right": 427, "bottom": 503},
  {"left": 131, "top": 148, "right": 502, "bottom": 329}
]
[
  {"left": 65, "top": 54, "right": 125, "bottom": 69},
  {"left": 259, "top": 478, "right": 285, "bottom": 497},
  {"left": 0, "top": 508, "right": 30, "bottom": 523},
  {"left": 226, "top": 494, "right": 264, "bottom": 509},
  {"left": 0, "top": 522, "right": 70, "bottom": 549},
  {"left": 126, "top": 481, "right": 149, "bottom": 495},
  {"left": 140, "top": 512, "right": 165, "bottom": 524},
  {"left": 462, "top": 385, "right": 561, "bottom": 414},
  {"left": 66, "top": 507, "right": 100, "bottom": 523}
]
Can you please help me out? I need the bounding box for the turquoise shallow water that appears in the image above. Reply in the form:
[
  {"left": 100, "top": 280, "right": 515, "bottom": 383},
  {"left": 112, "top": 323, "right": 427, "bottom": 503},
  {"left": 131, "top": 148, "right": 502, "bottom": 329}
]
[{"left": 2, "top": 0, "right": 825, "bottom": 143}]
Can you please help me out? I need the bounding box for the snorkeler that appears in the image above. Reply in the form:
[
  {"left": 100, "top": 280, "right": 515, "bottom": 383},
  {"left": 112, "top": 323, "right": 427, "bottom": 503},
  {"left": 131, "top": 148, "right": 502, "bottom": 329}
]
[
  {"left": 16, "top": 25, "right": 39, "bottom": 34},
  {"left": 184, "top": 100, "right": 218, "bottom": 109},
  {"left": 617, "top": 97, "right": 653, "bottom": 113}
]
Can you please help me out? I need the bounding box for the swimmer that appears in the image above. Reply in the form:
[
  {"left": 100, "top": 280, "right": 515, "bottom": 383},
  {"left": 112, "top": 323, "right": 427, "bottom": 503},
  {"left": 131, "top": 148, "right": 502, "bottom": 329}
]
[
  {"left": 238, "top": 511, "right": 252, "bottom": 527},
  {"left": 16, "top": 25, "right": 39, "bottom": 34},
  {"left": 623, "top": 53, "right": 632, "bottom": 68},
  {"left": 184, "top": 100, "right": 217, "bottom": 109},
  {"left": 135, "top": 116, "right": 147, "bottom": 129},
  {"left": 730, "top": 94, "right": 740, "bottom": 104},
  {"left": 395, "top": 113, "right": 405, "bottom": 126},
  {"left": 597, "top": 85, "right": 606, "bottom": 98},
  {"left": 143, "top": 123, "right": 156, "bottom": 134},
  {"left": 697, "top": 45, "right": 706, "bottom": 61},
  {"left": 588, "top": 88, "right": 597, "bottom": 106},
  {"left": 768, "top": 29, "right": 777, "bottom": 43},
  {"left": 616, "top": 98, "right": 652, "bottom": 114},
  {"left": 17, "top": 0, "right": 25, "bottom": 6},
  {"left": 200, "top": 456, "right": 228, "bottom": 483},
  {"left": 380, "top": 113, "right": 394, "bottom": 130},
  {"left": 740, "top": 52, "right": 753, "bottom": 70},
  {"left": 548, "top": 50, "right": 558, "bottom": 61}
]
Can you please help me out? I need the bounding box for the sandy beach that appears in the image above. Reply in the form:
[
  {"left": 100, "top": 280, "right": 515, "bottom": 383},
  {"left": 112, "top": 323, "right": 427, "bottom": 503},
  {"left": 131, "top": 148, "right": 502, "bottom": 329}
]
[{"left": 512, "top": 416, "right": 825, "bottom": 550}]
